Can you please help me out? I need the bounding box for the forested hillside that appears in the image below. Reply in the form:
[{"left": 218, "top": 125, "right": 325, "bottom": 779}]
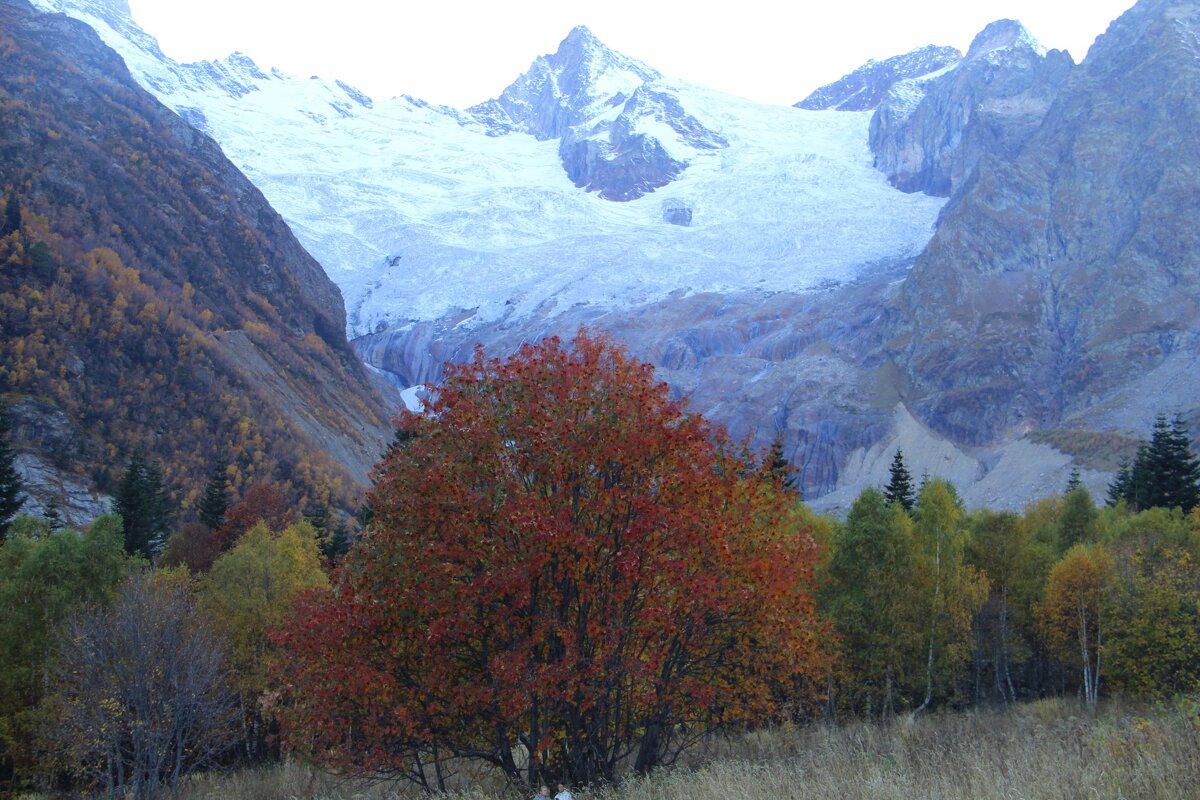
[{"left": 0, "top": 0, "right": 392, "bottom": 519}]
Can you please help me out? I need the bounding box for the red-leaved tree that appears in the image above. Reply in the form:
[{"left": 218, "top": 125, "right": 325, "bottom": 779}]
[{"left": 273, "top": 332, "right": 829, "bottom": 789}]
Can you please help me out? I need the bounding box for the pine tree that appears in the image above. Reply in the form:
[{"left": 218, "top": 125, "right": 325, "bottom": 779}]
[
  {"left": 1161, "top": 414, "right": 1200, "bottom": 512},
  {"left": 1, "top": 194, "right": 21, "bottom": 237},
  {"left": 197, "top": 452, "right": 230, "bottom": 530},
  {"left": 1106, "top": 458, "right": 1132, "bottom": 507},
  {"left": 0, "top": 402, "right": 25, "bottom": 540},
  {"left": 304, "top": 499, "right": 348, "bottom": 561},
  {"left": 761, "top": 435, "right": 799, "bottom": 494},
  {"left": 1129, "top": 442, "right": 1152, "bottom": 510},
  {"left": 29, "top": 241, "right": 56, "bottom": 282},
  {"left": 1112, "top": 414, "right": 1200, "bottom": 512},
  {"left": 303, "top": 499, "right": 330, "bottom": 538},
  {"left": 1066, "top": 467, "right": 1081, "bottom": 493},
  {"left": 143, "top": 461, "right": 171, "bottom": 553},
  {"left": 320, "top": 521, "right": 352, "bottom": 562},
  {"left": 42, "top": 496, "right": 63, "bottom": 531},
  {"left": 114, "top": 452, "right": 170, "bottom": 558},
  {"left": 884, "top": 449, "right": 916, "bottom": 512}
]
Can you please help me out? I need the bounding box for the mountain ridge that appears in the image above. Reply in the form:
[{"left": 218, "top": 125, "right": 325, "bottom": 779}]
[{"left": 0, "top": 0, "right": 393, "bottom": 522}]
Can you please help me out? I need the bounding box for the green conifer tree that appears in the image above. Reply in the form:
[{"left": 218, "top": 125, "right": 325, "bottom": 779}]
[
  {"left": 1066, "top": 467, "right": 1081, "bottom": 493},
  {"left": 1113, "top": 414, "right": 1200, "bottom": 512},
  {"left": 1161, "top": 414, "right": 1200, "bottom": 512},
  {"left": 29, "top": 241, "right": 56, "bottom": 282},
  {"left": 0, "top": 403, "right": 25, "bottom": 540},
  {"left": 884, "top": 449, "right": 916, "bottom": 512},
  {"left": 1, "top": 194, "right": 21, "bottom": 237},
  {"left": 1106, "top": 458, "right": 1132, "bottom": 508},
  {"left": 197, "top": 452, "right": 230, "bottom": 530},
  {"left": 114, "top": 452, "right": 170, "bottom": 558},
  {"left": 42, "top": 496, "right": 62, "bottom": 531},
  {"left": 761, "top": 435, "right": 799, "bottom": 494},
  {"left": 320, "top": 521, "right": 352, "bottom": 562},
  {"left": 144, "top": 461, "right": 171, "bottom": 553}
]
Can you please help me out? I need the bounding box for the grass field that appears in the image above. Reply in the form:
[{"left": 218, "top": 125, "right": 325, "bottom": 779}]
[{"left": 155, "top": 698, "right": 1200, "bottom": 800}]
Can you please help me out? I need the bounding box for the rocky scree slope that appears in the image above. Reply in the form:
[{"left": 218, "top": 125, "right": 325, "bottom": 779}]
[{"left": 0, "top": 0, "right": 392, "bottom": 522}]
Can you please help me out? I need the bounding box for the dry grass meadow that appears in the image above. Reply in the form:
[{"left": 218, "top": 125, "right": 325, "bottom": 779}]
[{"left": 146, "top": 698, "right": 1200, "bottom": 800}]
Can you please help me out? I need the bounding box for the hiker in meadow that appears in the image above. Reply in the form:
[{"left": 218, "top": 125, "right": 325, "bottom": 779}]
[{"left": 555, "top": 783, "right": 575, "bottom": 800}]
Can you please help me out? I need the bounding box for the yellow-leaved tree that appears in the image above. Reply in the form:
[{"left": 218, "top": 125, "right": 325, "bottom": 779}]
[
  {"left": 201, "top": 520, "right": 328, "bottom": 760},
  {"left": 911, "top": 480, "right": 988, "bottom": 712},
  {"left": 1037, "top": 545, "right": 1114, "bottom": 707}
]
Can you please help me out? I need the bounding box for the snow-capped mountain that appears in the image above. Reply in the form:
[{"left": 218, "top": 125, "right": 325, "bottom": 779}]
[
  {"left": 32, "top": 0, "right": 944, "bottom": 342},
  {"left": 470, "top": 26, "right": 728, "bottom": 200},
  {"left": 37, "top": 0, "right": 1180, "bottom": 512}
]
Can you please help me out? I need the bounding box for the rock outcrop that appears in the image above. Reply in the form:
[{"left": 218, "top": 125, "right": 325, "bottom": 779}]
[
  {"left": 869, "top": 19, "right": 1073, "bottom": 196},
  {"left": 883, "top": 0, "right": 1200, "bottom": 447},
  {"left": 796, "top": 45, "right": 961, "bottom": 111}
]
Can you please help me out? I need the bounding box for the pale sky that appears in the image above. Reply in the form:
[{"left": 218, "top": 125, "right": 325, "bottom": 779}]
[{"left": 127, "top": 0, "right": 1137, "bottom": 108}]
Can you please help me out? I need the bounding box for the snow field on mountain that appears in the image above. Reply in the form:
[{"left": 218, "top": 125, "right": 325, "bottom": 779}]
[
  {"left": 34, "top": 0, "right": 947, "bottom": 338},
  {"left": 282, "top": 86, "right": 945, "bottom": 335}
]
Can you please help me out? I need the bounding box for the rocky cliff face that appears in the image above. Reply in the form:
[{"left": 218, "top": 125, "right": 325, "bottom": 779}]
[
  {"left": 869, "top": 20, "right": 1073, "bottom": 197},
  {"left": 883, "top": 0, "right": 1200, "bottom": 448},
  {"left": 470, "top": 26, "right": 727, "bottom": 200},
  {"left": 796, "top": 45, "right": 962, "bottom": 111},
  {"left": 0, "top": 0, "right": 393, "bottom": 518}
]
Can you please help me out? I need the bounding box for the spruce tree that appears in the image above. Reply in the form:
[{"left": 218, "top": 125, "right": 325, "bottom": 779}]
[
  {"left": 884, "top": 449, "right": 916, "bottom": 512},
  {"left": 303, "top": 499, "right": 330, "bottom": 538},
  {"left": 143, "top": 461, "right": 171, "bottom": 553},
  {"left": 114, "top": 453, "right": 170, "bottom": 558},
  {"left": 761, "top": 435, "right": 798, "bottom": 494},
  {"left": 0, "top": 402, "right": 25, "bottom": 540},
  {"left": 1065, "top": 467, "right": 1081, "bottom": 493},
  {"left": 1, "top": 194, "right": 21, "bottom": 237},
  {"left": 1106, "top": 458, "right": 1132, "bottom": 508},
  {"left": 1161, "top": 414, "right": 1200, "bottom": 512},
  {"left": 197, "top": 452, "right": 230, "bottom": 530},
  {"left": 42, "top": 496, "right": 62, "bottom": 531},
  {"left": 1108, "top": 414, "right": 1200, "bottom": 512},
  {"left": 321, "top": 521, "right": 352, "bottom": 562}
]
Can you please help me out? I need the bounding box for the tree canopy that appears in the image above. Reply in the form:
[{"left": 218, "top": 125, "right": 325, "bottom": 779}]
[
  {"left": 274, "top": 332, "right": 829, "bottom": 789},
  {"left": 1108, "top": 414, "right": 1200, "bottom": 512}
]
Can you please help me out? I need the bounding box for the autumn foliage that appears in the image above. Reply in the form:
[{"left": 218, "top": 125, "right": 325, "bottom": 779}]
[{"left": 274, "top": 332, "right": 829, "bottom": 788}]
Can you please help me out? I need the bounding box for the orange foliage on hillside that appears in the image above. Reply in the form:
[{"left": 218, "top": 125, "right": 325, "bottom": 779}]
[{"left": 0, "top": 4, "right": 390, "bottom": 515}]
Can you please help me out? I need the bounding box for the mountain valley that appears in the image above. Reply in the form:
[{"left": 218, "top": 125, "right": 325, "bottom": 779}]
[{"left": 13, "top": 0, "right": 1200, "bottom": 511}]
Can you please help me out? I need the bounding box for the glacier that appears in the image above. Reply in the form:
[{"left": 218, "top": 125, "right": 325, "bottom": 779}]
[{"left": 33, "top": 0, "right": 946, "bottom": 340}]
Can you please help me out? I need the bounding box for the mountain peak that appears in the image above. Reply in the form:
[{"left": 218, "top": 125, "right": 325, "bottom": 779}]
[
  {"left": 563, "top": 24, "right": 599, "bottom": 45},
  {"left": 467, "top": 25, "right": 659, "bottom": 139},
  {"left": 966, "top": 19, "right": 1046, "bottom": 59},
  {"left": 546, "top": 24, "right": 660, "bottom": 86}
]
